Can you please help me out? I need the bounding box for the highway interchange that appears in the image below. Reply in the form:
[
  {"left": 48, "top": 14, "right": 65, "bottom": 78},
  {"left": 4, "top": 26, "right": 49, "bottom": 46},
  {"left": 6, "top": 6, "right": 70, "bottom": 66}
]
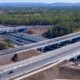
[
  {"left": 0, "top": 31, "right": 80, "bottom": 55},
  {"left": 0, "top": 26, "right": 80, "bottom": 80},
  {"left": 1, "top": 33, "right": 46, "bottom": 46}
]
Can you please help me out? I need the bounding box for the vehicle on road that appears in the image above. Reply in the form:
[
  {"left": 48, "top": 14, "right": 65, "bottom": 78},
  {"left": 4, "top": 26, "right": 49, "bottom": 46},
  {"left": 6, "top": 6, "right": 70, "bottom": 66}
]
[
  {"left": 16, "top": 39, "right": 22, "bottom": 42},
  {"left": 57, "top": 39, "right": 60, "bottom": 41},
  {"left": 9, "top": 71, "right": 13, "bottom": 74}
]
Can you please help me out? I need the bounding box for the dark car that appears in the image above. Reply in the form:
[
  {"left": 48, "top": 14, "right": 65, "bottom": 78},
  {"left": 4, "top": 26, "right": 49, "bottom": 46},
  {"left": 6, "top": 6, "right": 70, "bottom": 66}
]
[
  {"left": 9, "top": 71, "right": 13, "bottom": 74},
  {"left": 57, "top": 39, "right": 60, "bottom": 41},
  {"left": 16, "top": 39, "right": 22, "bottom": 42}
]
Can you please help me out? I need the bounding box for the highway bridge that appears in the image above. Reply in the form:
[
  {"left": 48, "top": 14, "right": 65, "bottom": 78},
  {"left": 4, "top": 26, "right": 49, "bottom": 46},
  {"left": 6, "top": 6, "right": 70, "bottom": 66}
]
[
  {"left": 0, "top": 25, "right": 52, "bottom": 33},
  {"left": 0, "top": 41, "right": 80, "bottom": 80},
  {"left": 0, "top": 27, "right": 27, "bottom": 33},
  {"left": 0, "top": 31, "right": 80, "bottom": 55}
]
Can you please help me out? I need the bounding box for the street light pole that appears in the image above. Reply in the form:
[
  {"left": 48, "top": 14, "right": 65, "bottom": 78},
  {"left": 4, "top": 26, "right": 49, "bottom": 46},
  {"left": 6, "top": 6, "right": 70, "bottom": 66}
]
[{"left": 8, "top": 65, "right": 10, "bottom": 80}]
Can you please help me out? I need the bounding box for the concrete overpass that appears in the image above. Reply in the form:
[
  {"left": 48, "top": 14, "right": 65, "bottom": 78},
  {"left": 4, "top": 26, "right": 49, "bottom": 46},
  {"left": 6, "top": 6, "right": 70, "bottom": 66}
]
[
  {"left": 0, "top": 25, "right": 52, "bottom": 33},
  {"left": 0, "top": 31, "right": 80, "bottom": 55},
  {"left": 0, "top": 26, "right": 27, "bottom": 33}
]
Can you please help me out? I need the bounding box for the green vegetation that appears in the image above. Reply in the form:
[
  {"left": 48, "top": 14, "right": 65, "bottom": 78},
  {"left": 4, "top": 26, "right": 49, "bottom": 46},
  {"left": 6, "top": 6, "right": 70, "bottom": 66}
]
[
  {"left": 0, "top": 42, "right": 8, "bottom": 50},
  {"left": 0, "top": 7, "right": 80, "bottom": 26},
  {"left": 45, "top": 22, "right": 80, "bottom": 38},
  {"left": 0, "top": 6, "right": 80, "bottom": 38},
  {"left": 0, "top": 38, "right": 13, "bottom": 50},
  {"left": 5, "top": 38, "right": 11, "bottom": 45}
]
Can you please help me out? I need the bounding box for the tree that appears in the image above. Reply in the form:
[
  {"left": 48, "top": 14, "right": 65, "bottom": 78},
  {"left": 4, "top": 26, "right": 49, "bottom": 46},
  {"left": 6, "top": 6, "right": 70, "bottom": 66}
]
[
  {"left": 0, "top": 42, "right": 8, "bottom": 50},
  {"left": 5, "top": 38, "right": 11, "bottom": 45}
]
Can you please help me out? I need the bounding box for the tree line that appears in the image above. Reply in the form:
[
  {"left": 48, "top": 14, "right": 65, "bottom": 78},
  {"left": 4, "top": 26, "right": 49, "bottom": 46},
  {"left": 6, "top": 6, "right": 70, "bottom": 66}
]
[
  {"left": 0, "top": 10, "right": 80, "bottom": 26},
  {"left": 44, "top": 21, "right": 80, "bottom": 38}
]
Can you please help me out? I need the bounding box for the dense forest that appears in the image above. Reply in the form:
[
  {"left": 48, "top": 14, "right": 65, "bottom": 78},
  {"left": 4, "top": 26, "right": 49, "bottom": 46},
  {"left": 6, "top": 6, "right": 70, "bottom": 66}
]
[
  {"left": 0, "top": 10, "right": 80, "bottom": 26},
  {"left": 0, "top": 6, "right": 80, "bottom": 26},
  {"left": 0, "top": 5, "right": 80, "bottom": 37},
  {"left": 44, "top": 21, "right": 80, "bottom": 38}
]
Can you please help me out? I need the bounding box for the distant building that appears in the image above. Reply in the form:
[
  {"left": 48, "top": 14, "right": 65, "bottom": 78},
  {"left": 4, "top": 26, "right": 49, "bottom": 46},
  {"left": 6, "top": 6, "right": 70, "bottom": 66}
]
[{"left": 0, "top": 11, "right": 2, "bottom": 14}]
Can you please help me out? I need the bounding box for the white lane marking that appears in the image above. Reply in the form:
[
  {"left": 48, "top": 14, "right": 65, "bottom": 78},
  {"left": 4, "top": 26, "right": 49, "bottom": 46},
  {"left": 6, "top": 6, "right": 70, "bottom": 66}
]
[
  {"left": 13, "top": 67, "right": 16, "bottom": 69},
  {"left": 19, "top": 65, "right": 22, "bottom": 67},
  {"left": 43, "top": 57, "right": 47, "bottom": 59},
  {"left": 35, "top": 60, "right": 38, "bottom": 62},
  {"left": 30, "top": 62, "right": 33, "bottom": 63},
  {"left": 39, "top": 59, "right": 42, "bottom": 60},
  {"left": 48, "top": 56, "right": 51, "bottom": 57},
  {"left": 25, "top": 63, "right": 27, "bottom": 65}
]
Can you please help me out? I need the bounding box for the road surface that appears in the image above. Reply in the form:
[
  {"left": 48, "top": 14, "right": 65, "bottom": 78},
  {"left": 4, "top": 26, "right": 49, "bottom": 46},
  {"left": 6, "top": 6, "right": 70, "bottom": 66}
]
[{"left": 0, "top": 41, "right": 80, "bottom": 80}]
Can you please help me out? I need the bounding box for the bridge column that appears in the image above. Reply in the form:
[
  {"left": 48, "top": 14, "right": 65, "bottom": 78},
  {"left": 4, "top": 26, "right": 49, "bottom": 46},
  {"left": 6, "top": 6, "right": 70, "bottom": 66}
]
[
  {"left": 57, "top": 42, "right": 60, "bottom": 48},
  {"left": 25, "top": 28, "right": 27, "bottom": 30},
  {"left": 77, "top": 37, "right": 80, "bottom": 41},
  {"left": 76, "top": 38, "right": 78, "bottom": 42},
  {"left": 74, "top": 56, "right": 78, "bottom": 65},
  {"left": 56, "top": 43, "right": 59, "bottom": 48},
  {"left": 68, "top": 39, "right": 72, "bottom": 44},
  {"left": 41, "top": 47, "right": 44, "bottom": 53}
]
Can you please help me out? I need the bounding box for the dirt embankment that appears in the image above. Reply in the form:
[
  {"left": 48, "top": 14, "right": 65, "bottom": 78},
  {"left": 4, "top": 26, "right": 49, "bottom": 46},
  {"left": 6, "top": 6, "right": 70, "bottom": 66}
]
[
  {"left": 12, "top": 49, "right": 41, "bottom": 62},
  {"left": 0, "top": 37, "right": 5, "bottom": 41},
  {"left": 21, "top": 60, "right": 80, "bottom": 80},
  {"left": 59, "top": 65, "right": 80, "bottom": 79},
  {"left": 0, "top": 49, "right": 41, "bottom": 66},
  {"left": 25, "top": 27, "right": 49, "bottom": 38}
]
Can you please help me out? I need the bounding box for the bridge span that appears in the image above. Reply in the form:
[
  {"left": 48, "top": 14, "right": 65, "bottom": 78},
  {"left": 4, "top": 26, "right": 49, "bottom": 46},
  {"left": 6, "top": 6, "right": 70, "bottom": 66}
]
[{"left": 0, "top": 31, "right": 80, "bottom": 55}]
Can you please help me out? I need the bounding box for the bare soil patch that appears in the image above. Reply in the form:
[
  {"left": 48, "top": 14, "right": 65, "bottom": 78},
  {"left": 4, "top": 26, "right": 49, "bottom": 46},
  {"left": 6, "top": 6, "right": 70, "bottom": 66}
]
[
  {"left": 8, "top": 44, "right": 15, "bottom": 49},
  {"left": 59, "top": 65, "right": 80, "bottom": 79},
  {"left": 21, "top": 60, "right": 80, "bottom": 80},
  {"left": 0, "top": 37, "right": 5, "bottom": 40},
  {"left": 25, "top": 27, "right": 49, "bottom": 38},
  {"left": 0, "top": 61, "right": 14, "bottom": 66}
]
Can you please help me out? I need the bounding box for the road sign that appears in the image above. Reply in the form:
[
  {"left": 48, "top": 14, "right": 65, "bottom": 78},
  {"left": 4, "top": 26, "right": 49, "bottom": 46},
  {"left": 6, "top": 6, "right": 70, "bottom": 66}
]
[
  {"left": 0, "top": 75, "right": 1, "bottom": 77},
  {"left": 37, "top": 22, "right": 39, "bottom": 25}
]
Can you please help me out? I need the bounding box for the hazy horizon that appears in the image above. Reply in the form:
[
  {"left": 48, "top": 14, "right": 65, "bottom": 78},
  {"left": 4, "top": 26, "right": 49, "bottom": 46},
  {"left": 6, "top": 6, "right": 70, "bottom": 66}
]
[{"left": 0, "top": 0, "right": 80, "bottom": 3}]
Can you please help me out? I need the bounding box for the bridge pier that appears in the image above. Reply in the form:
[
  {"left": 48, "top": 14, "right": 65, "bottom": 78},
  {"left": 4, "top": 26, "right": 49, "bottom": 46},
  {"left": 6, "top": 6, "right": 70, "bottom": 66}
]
[
  {"left": 68, "top": 39, "right": 72, "bottom": 44},
  {"left": 56, "top": 43, "right": 60, "bottom": 48},
  {"left": 75, "top": 38, "right": 77, "bottom": 42},
  {"left": 41, "top": 47, "right": 44, "bottom": 53}
]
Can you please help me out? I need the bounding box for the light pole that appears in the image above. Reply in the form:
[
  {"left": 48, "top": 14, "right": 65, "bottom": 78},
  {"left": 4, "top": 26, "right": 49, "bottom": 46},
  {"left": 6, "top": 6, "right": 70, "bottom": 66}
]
[
  {"left": 51, "top": 26, "right": 53, "bottom": 39},
  {"left": 8, "top": 65, "right": 10, "bottom": 80}
]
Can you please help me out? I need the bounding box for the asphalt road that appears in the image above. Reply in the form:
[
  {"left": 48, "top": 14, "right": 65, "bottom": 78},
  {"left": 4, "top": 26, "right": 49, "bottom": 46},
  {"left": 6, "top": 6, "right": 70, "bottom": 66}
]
[
  {"left": 0, "top": 32, "right": 80, "bottom": 55},
  {"left": 0, "top": 41, "right": 80, "bottom": 80},
  {"left": 9, "top": 33, "right": 45, "bottom": 42},
  {"left": 2, "top": 32, "right": 45, "bottom": 46},
  {"left": 2, "top": 34, "right": 32, "bottom": 45}
]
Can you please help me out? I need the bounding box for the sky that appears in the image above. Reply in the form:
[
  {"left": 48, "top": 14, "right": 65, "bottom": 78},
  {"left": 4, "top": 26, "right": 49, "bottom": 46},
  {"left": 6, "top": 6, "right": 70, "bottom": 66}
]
[{"left": 0, "top": 0, "right": 80, "bottom": 3}]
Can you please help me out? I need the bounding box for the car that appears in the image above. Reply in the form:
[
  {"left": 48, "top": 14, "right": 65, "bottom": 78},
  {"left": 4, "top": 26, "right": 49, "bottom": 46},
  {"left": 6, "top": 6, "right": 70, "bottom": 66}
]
[
  {"left": 9, "top": 71, "right": 13, "bottom": 74},
  {"left": 57, "top": 39, "right": 60, "bottom": 41},
  {"left": 16, "top": 39, "right": 22, "bottom": 42}
]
